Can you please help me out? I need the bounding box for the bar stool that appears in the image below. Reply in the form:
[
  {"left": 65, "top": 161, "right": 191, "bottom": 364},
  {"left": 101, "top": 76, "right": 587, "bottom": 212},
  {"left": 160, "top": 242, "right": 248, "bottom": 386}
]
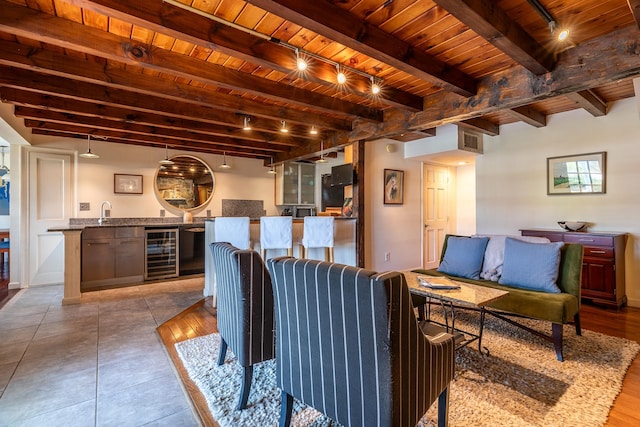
[
  {"left": 301, "top": 216, "right": 334, "bottom": 262},
  {"left": 214, "top": 217, "right": 251, "bottom": 250},
  {"left": 260, "top": 216, "right": 293, "bottom": 260}
]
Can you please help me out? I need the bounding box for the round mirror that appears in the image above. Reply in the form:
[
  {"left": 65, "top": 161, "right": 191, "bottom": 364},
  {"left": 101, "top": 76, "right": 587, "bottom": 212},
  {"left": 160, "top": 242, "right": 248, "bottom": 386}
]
[{"left": 154, "top": 155, "right": 215, "bottom": 213}]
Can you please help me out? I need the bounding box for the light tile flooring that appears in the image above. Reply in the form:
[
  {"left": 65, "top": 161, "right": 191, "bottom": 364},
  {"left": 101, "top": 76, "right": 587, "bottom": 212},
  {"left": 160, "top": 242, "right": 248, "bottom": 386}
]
[{"left": 0, "top": 278, "right": 206, "bottom": 426}]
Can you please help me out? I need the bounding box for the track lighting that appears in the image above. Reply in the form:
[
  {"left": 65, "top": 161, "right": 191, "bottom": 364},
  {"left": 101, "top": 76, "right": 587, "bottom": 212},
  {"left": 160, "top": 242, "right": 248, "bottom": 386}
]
[
  {"left": 280, "top": 120, "right": 289, "bottom": 133},
  {"left": 371, "top": 77, "right": 381, "bottom": 95},
  {"left": 336, "top": 65, "right": 347, "bottom": 84},
  {"left": 79, "top": 135, "right": 99, "bottom": 159},
  {"left": 527, "top": 0, "right": 569, "bottom": 42},
  {"left": 220, "top": 151, "right": 231, "bottom": 169},
  {"left": 242, "top": 116, "right": 252, "bottom": 131},
  {"left": 159, "top": 144, "right": 174, "bottom": 165}
]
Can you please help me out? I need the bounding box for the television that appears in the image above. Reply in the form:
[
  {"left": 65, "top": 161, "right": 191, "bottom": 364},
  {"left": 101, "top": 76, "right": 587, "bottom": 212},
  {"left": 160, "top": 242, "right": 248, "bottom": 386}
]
[{"left": 331, "top": 163, "right": 353, "bottom": 186}]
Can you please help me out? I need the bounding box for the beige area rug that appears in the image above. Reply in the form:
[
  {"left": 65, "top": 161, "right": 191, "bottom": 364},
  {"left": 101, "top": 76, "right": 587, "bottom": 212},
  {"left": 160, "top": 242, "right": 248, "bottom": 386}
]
[{"left": 175, "top": 311, "right": 639, "bottom": 427}]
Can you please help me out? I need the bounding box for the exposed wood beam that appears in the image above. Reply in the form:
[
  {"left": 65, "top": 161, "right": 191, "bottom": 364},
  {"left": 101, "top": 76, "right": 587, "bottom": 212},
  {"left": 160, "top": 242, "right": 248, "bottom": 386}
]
[
  {"left": 389, "top": 130, "right": 437, "bottom": 142},
  {"left": 433, "top": 0, "right": 554, "bottom": 74},
  {"left": 15, "top": 108, "right": 287, "bottom": 153},
  {"left": 565, "top": 90, "right": 608, "bottom": 117},
  {"left": 458, "top": 118, "right": 500, "bottom": 136},
  {"left": 246, "top": 0, "right": 477, "bottom": 97},
  {"left": 0, "top": 3, "right": 380, "bottom": 122},
  {"left": 350, "top": 26, "right": 640, "bottom": 141},
  {"left": 63, "top": 0, "right": 423, "bottom": 112},
  {"left": 507, "top": 106, "right": 547, "bottom": 127},
  {"left": 1, "top": 89, "right": 309, "bottom": 145},
  {"left": 0, "top": 66, "right": 352, "bottom": 131},
  {"left": 628, "top": 0, "right": 640, "bottom": 29}
]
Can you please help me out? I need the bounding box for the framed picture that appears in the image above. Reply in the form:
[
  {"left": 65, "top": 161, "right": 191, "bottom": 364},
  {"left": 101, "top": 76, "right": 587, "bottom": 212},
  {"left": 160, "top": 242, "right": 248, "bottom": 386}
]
[
  {"left": 114, "top": 174, "right": 143, "bottom": 194},
  {"left": 384, "top": 169, "right": 404, "bottom": 205},
  {"left": 547, "top": 152, "right": 606, "bottom": 195}
]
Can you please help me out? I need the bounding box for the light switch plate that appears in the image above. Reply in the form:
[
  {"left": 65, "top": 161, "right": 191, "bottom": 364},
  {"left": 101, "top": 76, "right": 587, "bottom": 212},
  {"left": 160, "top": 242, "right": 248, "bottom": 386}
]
[{"left": 79, "top": 202, "right": 90, "bottom": 211}]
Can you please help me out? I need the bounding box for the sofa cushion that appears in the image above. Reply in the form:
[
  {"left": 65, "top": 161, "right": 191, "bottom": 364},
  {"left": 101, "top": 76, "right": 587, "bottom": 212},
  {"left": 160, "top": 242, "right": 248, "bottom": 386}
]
[
  {"left": 437, "top": 236, "right": 489, "bottom": 280},
  {"left": 475, "top": 234, "right": 551, "bottom": 281},
  {"left": 498, "top": 237, "right": 564, "bottom": 293}
]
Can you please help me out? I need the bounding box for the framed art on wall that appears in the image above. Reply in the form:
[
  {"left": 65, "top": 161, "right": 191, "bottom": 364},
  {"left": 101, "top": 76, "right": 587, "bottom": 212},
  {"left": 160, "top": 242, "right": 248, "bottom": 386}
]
[
  {"left": 114, "top": 174, "right": 143, "bottom": 194},
  {"left": 547, "top": 152, "right": 606, "bottom": 195},
  {"left": 384, "top": 169, "right": 404, "bottom": 205}
]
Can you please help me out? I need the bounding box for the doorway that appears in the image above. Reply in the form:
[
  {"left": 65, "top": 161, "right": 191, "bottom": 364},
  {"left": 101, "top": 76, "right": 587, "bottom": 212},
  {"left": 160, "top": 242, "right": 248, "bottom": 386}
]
[{"left": 422, "top": 163, "right": 450, "bottom": 269}]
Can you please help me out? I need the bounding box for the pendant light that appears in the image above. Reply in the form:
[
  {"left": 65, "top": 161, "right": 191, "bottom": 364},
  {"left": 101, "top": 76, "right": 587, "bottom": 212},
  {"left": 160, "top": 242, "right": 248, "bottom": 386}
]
[
  {"left": 267, "top": 156, "right": 277, "bottom": 174},
  {"left": 159, "top": 144, "right": 174, "bottom": 166},
  {"left": 220, "top": 151, "right": 231, "bottom": 169},
  {"left": 79, "top": 135, "right": 99, "bottom": 159},
  {"left": 316, "top": 140, "right": 327, "bottom": 163}
]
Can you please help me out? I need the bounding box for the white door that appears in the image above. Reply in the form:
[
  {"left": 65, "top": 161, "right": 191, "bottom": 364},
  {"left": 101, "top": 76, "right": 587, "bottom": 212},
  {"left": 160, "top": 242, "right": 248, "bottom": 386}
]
[
  {"left": 27, "top": 150, "right": 74, "bottom": 286},
  {"left": 422, "top": 163, "right": 450, "bottom": 269}
]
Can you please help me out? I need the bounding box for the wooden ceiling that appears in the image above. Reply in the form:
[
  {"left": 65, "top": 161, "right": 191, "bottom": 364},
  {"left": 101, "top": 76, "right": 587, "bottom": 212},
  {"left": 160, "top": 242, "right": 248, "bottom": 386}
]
[{"left": 0, "top": 0, "right": 639, "bottom": 164}]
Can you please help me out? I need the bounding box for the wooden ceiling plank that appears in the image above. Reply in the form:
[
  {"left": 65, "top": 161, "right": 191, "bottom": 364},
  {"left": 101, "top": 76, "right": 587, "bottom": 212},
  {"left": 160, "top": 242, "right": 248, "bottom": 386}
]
[
  {"left": 59, "top": 0, "right": 422, "bottom": 111},
  {"left": 245, "top": 0, "right": 477, "bottom": 97},
  {"left": 349, "top": 25, "right": 640, "bottom": 141},
  {"left": 507, "top": 105, "right": 547, "bottom": 127},
  {"left": 0, "top": 2, "right": 381, "bottom": 122},
  {"left": 564, "top": 90, "right": 608, "bottom": 117},
  {"left": 433, "top": 0, "right": 554, "bottom": 74},
  {"left": 628, "top": 0, "right": 640, "bottom": 29}
]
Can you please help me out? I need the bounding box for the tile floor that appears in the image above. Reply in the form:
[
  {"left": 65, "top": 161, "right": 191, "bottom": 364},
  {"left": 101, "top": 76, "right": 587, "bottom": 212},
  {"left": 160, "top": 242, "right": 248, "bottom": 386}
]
[{"left": 0, "top": 278, "right": 206, "bottom": 426}]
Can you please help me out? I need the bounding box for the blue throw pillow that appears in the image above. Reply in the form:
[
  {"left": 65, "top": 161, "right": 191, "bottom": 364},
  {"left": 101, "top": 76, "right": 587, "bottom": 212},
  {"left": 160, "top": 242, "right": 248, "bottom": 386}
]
[
  {"left": 498, "top": 237, "right": 564, "bottom": 293},
  {"left": 437, "top": 236, "right": 489, "bottom": 280}
]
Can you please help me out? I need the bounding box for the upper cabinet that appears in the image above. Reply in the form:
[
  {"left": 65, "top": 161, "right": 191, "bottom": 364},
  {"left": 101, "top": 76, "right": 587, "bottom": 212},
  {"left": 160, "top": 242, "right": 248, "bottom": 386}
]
[{"left": 275, "top": 162, "right": 315, "bottom": 205}]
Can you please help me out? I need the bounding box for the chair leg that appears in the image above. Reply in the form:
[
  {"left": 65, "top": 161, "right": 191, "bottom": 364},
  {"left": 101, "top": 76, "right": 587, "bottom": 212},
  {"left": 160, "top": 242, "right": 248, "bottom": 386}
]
[
  {"left": 574, "top": 312, "right": 582, "bottom": 336},
  {"left": 217, "top": 338, "right": 228, "bottom": 366},
  {"left": 552, "top": 323, "right": 564, "bottom": 362},
  {"left": 279, "top": 390, "right": 294, "bottom": 427},
  {"left": 328, "top": 247, "right": 334, "bottom": 263},
  {"left": 237, "top": 366, "right": 254, "bottom": 410},
  {"left": 437, "top": 387, "right": 449, "bottom": 427}
]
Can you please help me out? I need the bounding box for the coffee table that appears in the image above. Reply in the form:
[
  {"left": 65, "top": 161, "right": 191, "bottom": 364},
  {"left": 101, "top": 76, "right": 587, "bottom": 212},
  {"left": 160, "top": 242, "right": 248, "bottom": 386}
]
[{"left": 403, "top": 271, "right": 509, "bottom": 354}]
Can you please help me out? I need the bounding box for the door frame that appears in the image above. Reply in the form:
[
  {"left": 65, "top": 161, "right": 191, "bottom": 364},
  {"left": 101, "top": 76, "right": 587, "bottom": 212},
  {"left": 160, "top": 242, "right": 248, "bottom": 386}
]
[{"left": 421, "top": 162, "right": 452, "bottom": 269}]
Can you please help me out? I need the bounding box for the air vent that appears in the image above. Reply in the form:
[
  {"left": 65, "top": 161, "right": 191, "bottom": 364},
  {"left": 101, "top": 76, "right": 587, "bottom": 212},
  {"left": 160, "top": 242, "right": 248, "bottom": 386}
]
[{"left": 458, "top": 128, "right": 483, "bottom": 154}]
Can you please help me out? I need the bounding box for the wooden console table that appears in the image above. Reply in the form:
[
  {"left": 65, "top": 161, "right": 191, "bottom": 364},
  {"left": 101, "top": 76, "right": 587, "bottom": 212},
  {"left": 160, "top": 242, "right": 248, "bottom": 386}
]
[{"left": 521, "top": 229, "right": 627, "bottom": 308}]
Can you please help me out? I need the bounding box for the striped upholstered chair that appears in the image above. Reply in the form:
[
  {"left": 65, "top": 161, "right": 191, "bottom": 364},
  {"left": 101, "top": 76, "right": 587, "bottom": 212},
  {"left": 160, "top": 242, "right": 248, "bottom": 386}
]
[
  {"left": 266, "top": 257, "right": 456, "bottom": 427},
  {"left": 210, "top": 242, "right": 275, "bottom": 410}
]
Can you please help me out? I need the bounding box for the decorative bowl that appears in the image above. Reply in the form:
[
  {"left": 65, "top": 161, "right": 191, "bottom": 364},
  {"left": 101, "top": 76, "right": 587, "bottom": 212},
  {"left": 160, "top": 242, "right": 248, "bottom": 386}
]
[{"left": 558, "top": 221, "right": 588, "bottom": 232}]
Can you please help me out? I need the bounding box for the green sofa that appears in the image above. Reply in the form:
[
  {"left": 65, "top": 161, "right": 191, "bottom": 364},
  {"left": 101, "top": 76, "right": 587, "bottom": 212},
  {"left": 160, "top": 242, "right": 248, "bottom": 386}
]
[{"left": 413, "top": 234, "right": 584, "bottom": 361}]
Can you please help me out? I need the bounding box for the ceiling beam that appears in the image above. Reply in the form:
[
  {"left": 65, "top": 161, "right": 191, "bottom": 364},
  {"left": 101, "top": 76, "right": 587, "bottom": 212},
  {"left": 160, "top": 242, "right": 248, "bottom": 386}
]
[
  {"left": 433, "top": 0, "right": 554, "bottom": 74},
  {"left": 628, "top": 0, "right": 640, "bottom": 29},
  {"left": 564, "top": 90, "right": 608, "bottom": 117},
  {"left": 63, "top": 0, "right": 423, "bottom": 112},
  {"left": 458, "top": 118, "right": 500, "bottom": 136},
  {"left": 389, "top": 130, "right": 437, "bottom": 142},
  {"left": 349, "top": 25, "right": 640, "bottom": 141},
  {"left": 0, "top": 66, "right": 353, "bottom": 131},
  {"left": 0, "top": 3, "right": 380, "bottom": 122},
  {"left": 245, "top": 0, "right": 477, "bottom": 97},
  {"left": 1, "top": 89, "right": 310, "bottom": 145},
  {"left": 507, "top": 106, "right": 547, "bottom": 127}
]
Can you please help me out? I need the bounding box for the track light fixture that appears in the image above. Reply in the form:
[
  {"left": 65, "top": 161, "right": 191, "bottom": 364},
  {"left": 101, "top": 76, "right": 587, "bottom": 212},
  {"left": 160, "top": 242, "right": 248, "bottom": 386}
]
[
  {"left": 79, "top": 135, "right": 99, "bottom": 159},
  {"left": 280, "top": 120, "right": 289, "bottom": 133},
  {"left": 220, "top": 151, "right": 231, "bottom": 169},
  {"left": 242, "top": 116, "right": 252, "bottom": 131},
  {"left": 310, "top": 125, "right": 318, "bottom": 135},
  {"left": 526, "top": 0, "right": 569, "bottom": 42},
  {"left": 159, "top": 144, "right": 174, "bottom": 165},
  {"left": 336, "top": 65, "right": 347, "bottom": 84},
  {"left": 295, "top": 48, "right": 308, "bottom": 71},
  {"left": 370, "top": 76, "right": 381, "bottom": 95}
]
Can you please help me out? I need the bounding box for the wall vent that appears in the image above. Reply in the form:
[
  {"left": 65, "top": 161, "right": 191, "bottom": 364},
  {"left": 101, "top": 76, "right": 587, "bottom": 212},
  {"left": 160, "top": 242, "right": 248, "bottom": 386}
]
[{"left": 458, "top": 128, "right": 483, "bottom": 154}]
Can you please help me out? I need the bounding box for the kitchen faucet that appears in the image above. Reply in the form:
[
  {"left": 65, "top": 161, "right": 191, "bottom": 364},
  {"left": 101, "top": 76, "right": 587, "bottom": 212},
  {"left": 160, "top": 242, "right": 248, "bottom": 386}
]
[{"left": 99, "top": 201, "right": 112, "bottom": 225}]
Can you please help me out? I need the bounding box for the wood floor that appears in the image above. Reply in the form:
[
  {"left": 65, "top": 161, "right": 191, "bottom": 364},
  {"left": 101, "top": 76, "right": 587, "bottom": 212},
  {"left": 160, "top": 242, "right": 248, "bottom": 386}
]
[{"left": 158, "top": 298, "right": 640, "bottom": 427}]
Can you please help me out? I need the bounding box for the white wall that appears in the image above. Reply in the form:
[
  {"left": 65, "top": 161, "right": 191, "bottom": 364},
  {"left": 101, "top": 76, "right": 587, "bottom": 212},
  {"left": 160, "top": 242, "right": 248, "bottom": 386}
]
[
  {"left": 456, "top": 164, "right": 476, "bottom": 236},
  {"left": 476, "top": 97, "right": 640, "bottom": 306},
  {"left": 30, "top": 136, "right": 279, "bottom": 220}
]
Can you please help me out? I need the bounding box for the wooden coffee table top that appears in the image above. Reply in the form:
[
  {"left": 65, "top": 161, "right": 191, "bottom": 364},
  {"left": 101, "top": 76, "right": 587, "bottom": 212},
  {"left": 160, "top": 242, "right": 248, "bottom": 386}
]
[{"left": 403, "top": 271, "right": 508, "bottom": 307}]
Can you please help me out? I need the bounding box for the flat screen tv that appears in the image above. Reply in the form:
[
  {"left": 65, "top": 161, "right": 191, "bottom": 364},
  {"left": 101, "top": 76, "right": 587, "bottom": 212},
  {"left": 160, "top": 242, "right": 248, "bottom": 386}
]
[{"left": 331, "top": 163, "right": 353, "bottom": 186}]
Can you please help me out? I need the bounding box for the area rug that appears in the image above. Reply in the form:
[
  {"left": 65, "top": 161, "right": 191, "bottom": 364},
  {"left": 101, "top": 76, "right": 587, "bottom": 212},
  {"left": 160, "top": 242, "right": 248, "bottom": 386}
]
[{"left": 175, "top": 311, "right": 639, "bottom": 427}]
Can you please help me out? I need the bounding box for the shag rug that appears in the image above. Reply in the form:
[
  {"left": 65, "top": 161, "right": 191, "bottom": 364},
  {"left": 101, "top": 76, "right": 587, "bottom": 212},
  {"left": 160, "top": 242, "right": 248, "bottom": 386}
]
[{"left": 175, "top": 311, "right": 639, "bottom": 427}]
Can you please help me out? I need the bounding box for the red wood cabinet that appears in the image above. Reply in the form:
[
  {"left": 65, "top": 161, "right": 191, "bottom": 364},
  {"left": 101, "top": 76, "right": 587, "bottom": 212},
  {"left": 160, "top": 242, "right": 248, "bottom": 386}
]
[{"left": 520, "top": 229, "right": 627, "bottom": 308}]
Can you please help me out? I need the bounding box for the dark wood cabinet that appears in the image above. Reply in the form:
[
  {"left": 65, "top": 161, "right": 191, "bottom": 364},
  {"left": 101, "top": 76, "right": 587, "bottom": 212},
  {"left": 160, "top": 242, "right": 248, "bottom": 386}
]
[
  {"left": 82, "top": 226, "right": 144, "bottom": 290},
  {"left": 521, "top": 229, "right": 627, "bottom": 308}
]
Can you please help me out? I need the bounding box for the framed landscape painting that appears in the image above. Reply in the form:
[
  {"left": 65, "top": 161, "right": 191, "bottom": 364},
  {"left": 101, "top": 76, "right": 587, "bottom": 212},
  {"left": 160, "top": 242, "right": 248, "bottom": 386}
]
[
  {"left": 547, "top": 152, "right": 606, "bottom": 195},
  {"left": 114, "top": 174, "right": 143, "bottom": 194}
]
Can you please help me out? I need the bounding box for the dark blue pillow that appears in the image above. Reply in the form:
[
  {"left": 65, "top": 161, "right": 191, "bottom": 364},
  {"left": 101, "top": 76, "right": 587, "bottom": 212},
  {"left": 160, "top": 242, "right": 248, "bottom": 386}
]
[
  {"left": 437, "top": 236, "right": 490, "bottom": 280},
  {"left": 498, "top": 237, "right": 564, "bottom": 293}
]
